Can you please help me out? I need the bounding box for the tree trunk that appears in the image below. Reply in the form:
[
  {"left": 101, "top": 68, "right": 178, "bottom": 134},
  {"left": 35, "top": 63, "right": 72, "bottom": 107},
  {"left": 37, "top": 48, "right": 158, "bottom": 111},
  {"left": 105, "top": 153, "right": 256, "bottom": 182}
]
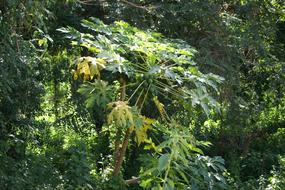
[
  {"left": 112, "top": 78, "right": 130, "bottom": 176},
  {"left": 112, "top": 128, "right": 132, "bottom": 176}
]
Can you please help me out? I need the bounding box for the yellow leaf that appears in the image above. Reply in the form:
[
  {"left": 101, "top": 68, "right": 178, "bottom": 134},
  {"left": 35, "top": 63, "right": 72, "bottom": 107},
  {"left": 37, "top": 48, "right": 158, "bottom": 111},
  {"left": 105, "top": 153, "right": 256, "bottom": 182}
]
[
  {"left": 96, "top": 58, "right": 107, "bottom": 65},
  {"left": 153, "top": 96, "right": 168, "bottom": 120},
  {"left": 129, "top": 125, "right": 135, "bottom": 132},
  {"left": 107, "top": 101, "right": 135, "bottom": 128},
  {"left": 135, "top": 116, "right": 155, "bottom": 145},
  {"left": 90, "top": 63, "right": 100, "bottom": 80},
  {"left": 73, "top": 71, "right": 78, "bottom": 80},
  {"left": 144, "top": 138, "right": 156, "bottom": 150},
  {"left": 79, "top": 62, "right": 90, "bottom": 75},
  {"left": 73, "top": 56, "right": 107, "bottom": 81}
]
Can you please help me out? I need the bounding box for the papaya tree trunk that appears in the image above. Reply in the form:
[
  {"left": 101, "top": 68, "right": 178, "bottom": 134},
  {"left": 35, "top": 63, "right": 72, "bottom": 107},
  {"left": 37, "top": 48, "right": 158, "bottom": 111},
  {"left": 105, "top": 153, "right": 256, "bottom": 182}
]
[
  {"left": 113, "top": 78, "right": 130, "bottom": 176},
  {"left": 113, "top": 128, "right": 132, "bottom": 176}
]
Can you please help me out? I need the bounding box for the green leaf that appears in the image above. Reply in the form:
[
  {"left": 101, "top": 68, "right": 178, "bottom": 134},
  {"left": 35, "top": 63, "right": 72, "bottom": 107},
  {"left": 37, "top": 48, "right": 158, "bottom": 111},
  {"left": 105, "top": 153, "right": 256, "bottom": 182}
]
[
  {"left": 140, "top": 178, "right": 153, "bottom": 188},
  {"left": 77, "top": 80, "right": 113, "bottom": 109},
  {"left": 57, "top": 26, "right": 81, "bottom": 40},
  {"left": 158, "top": 153, "right": 170, "bottom": 171},
  {"left": 81, "top": 18, "right": 112, "bottom": 35},
  {"left": 151, "top": 185, "right": 162, "bottom": 190},
  {"left": 176, "top": 168, "right": 190, "bottom": 185},
  {"left": 148, "top": 65, "right": 162, "bottom": 74},
  {"left": 164, "top": 179, "right": 175, "bottom": 190}
]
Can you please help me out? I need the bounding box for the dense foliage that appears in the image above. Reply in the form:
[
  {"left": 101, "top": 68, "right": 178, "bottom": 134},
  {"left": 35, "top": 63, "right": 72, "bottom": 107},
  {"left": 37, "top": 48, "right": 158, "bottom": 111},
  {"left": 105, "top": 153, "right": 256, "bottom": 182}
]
[{"left": 0, "top": 0, "right": 285, "bottom": 189}]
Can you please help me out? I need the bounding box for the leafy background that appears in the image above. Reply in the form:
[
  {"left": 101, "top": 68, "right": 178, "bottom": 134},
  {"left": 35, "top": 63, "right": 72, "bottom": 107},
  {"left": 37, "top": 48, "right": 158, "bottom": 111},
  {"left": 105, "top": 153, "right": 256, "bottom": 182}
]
[{"left": 0, "top": 0, "right": 285, "bottom": 189}]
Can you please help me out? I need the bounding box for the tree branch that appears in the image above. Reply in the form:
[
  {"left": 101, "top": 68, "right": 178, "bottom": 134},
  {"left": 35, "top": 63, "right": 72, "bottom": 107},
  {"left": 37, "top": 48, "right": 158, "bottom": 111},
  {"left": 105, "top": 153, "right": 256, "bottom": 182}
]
[
  {"left": 119, "top": 0, "right": 150, "bottom": 11},
  {"left": 77, "top": 0, "right": 159, "bottom": 12},
  {"left": 125, "top": 176, "right": 140, "bottom": 185}
]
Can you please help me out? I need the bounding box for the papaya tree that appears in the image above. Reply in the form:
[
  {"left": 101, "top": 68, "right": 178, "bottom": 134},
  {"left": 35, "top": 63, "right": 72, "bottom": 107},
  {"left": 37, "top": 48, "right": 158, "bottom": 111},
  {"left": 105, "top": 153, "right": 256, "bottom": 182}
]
[{"left": 58, "top": 18, "right": 226, "bottom": 189}]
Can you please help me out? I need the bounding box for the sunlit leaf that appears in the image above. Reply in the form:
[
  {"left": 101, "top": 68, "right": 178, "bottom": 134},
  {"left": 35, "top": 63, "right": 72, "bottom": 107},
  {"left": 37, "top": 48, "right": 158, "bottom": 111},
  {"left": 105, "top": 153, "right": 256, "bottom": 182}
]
[{"left": 135, "top": 117, "right": 155, "bottom": 145}]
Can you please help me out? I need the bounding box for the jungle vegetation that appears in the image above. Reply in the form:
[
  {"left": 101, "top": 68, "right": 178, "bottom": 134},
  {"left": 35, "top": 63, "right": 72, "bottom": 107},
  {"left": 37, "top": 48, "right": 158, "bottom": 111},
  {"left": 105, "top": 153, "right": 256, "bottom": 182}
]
[{"left": 0, "top": 0, "right": 285, "bottom": 189}]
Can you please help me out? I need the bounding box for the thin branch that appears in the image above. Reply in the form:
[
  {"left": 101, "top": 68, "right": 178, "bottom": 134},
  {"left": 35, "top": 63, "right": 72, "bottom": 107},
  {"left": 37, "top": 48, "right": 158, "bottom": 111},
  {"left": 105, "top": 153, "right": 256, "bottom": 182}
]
[
  {"left": 77, "top": 0, "right": 98, "bottom": 5},
  {"left": 120, "top": 0, "right": 150, "bottom": 11},
  {"left": 125, "top": 177, "right": 140, "bottom": 185},
  {"left": 78, "top": 0, "right": 160, "bottom": 11}
]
